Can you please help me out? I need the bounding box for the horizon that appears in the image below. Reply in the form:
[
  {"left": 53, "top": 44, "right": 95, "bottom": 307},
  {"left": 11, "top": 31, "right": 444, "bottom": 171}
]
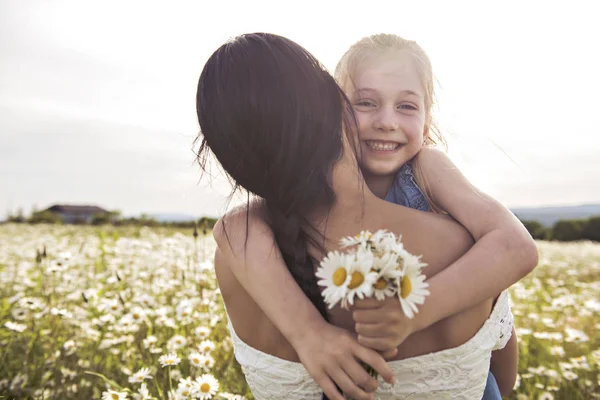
[{"left": 2, "top": 0, "right": 600, "bottom": 217}]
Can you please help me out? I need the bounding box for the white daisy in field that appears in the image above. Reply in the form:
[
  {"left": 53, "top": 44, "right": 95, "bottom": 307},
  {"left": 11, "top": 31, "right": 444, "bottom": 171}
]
[
  {"left": 135, "top": 382, "right": 150, "bottom": 400},
  {"left": 538, "top": 392, "right": 554, "bottom": 400},
  {"left": 195, "top": 326, "right": 211, "bottom": 339},
  {"left": 128, "top": 306, "right": 147, "bottom": 324},
  {"left": 396, "top": 258, "right": 430, "bottom": 319},
  {"left": 316, "top": 251, "right": 352, "bottom": 308},
  {"left": 200, "top": 355, "right": 215, "bottom": 370},
  {"left": 341, "top": 251, "right": 377, "bottom": 308},
  {"left": 178, "top": 377, "right": 195, "bottom": 392},
  {"left": 128, "top": 367, "right": 153, "bottom": 383},
  {"left": 565, "top": 327, "right": 589, "bottom": 343},
  {"left": 198, "top": 340, "right": 216, "bottom": 354},
  {"left": 188, "top": 352, "right": 204, "bottom": 368},
  {"left": 158, "top": 353, "right": 181, "bottom": 368},
  {"left": 177, "top": 384, "right": 194, "bottom": 398},
  {"left": 192, "top": 374, "right": 219, "bottom": 400},
  {"left": 102, "top": 389, "right": 128, "bottom": 400},
  {"left": 562, "top": 370, "right": 578, "bottom": 380},
  {"left": 168, "top": 335, "right": 187, "bottom": 350},
  {"left": 142, "top": 335, "right": 158, "bottom": 349},
  {"left": 4, "top": 321, "right": 26, "bottom": 332}
]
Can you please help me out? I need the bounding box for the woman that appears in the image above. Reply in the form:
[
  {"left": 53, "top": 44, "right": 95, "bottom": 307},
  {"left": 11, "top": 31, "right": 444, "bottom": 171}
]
[{"left": 196, "top": 33, "right": 520, "bottom": 399}]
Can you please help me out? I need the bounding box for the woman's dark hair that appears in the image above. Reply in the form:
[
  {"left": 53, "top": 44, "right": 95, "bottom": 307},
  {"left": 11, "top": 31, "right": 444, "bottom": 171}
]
[{"left": 196, "top": 33, "right": 358, "bottom": 320}]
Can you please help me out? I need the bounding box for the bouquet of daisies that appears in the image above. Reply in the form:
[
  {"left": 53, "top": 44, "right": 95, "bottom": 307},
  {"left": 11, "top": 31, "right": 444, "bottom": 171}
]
[{"left": 316, "top": 229, "right": 429, "bottom": 319}]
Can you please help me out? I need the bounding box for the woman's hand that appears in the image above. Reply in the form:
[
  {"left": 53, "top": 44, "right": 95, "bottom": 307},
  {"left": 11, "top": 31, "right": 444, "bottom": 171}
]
[
  {"left": 352, "top": 297, "right": 415, "bottom": 355},
  {"left": 291, "top": 318, "right": 396, "bottom": 400}
]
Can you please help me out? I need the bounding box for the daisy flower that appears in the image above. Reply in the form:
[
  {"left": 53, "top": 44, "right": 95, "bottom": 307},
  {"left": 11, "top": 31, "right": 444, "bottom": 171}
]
[
  {"left": 396, "top": 255, "right": 430, "bottom": 319},
  {"left": 371, "top": 253, "right": 401, "bottom": 301},
  {"left": 168, "top": 335, "right": 187, "bottom": 350},
  {"left": 200, "top": 355, "right": 216, "bottom": 371},
  {"left": 192, "top": 374, "right": 219, "bottom": 400},
  {"left": 188, "top": 352, "right": 204, "bottom": 368},
  {"left": 135, "top": 382, "right": 151, "bottom": 400},
  {"left": 102, "top": 390, "right": 128, "bottom": 400},
  {"left": 198, "top": 340, "right": 216, "bottom": 354},
  {"left": 195, "top": 326, "right": 211, "bottom": 339},
  {"left": 341, "top": 251, "right": 377, "bottom": 308},
  {"left": 340, "top": 231, "right": 373, "bottom": 249},
  {"left": 159, "top": 353, "right": 181, "bottom": 368},
  {"left": 4, "top": 321, "right": 26, "bottom": 333},
  {"left": 128, "top": 367, "right": 153, "bottom": 383},
  {"left": 316, "top": 251, "right": 352, "bottom": 308},
  {"left": 177, "top": 384, "right": 194, "bottom": 398}
]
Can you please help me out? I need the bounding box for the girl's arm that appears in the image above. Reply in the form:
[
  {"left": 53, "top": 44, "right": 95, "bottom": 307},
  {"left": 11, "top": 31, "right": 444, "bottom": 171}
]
[
  {"left": 411, "top": 148, "right": 538, "bottom": 332},
  {"left": 490, "top": 327, "right": 518, "bottom": 396},
  {"left": 213, "top": 209, "right": 394, "bottom": 400}
]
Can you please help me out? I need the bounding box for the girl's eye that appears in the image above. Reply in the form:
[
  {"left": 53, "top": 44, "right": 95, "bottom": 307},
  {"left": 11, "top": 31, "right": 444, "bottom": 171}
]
[
  {"left": 399, "top": 104, "right": 418, "bottom": 111},
  {"left": 355, "top": 100, "right": 375, "bottom": 107}
]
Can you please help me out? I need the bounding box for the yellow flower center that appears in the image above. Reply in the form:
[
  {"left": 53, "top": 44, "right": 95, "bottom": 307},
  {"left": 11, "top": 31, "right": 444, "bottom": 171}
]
[
  {"left": 200, "top": 383, "right": 211, "bottom": 393},
  {"left": 193, "top": 357, "right": 200, "bottom": 363},
  {"left": 332, "top": 268, "right": 347, "bottom": 286},
  {"left": 348, "top": 272, "right": 364, "bottom": 289},
  {"left": 374, "top": 278, "right": 387, "bottom": 290},
  {"left": 111, "top": 394, "right": 119, "bottom": 400},
  {"left": 400, "top": 276, "right": 412, "bottom": 299},
  {"left": 204, "top": 346, "right": 210, "bottom": 352},
  {"left": 205, "top": 360, "right": 210, "bottom": 366}
]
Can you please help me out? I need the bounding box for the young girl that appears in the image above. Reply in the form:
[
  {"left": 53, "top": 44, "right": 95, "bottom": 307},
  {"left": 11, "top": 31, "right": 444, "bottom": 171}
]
[
  {"left": 334, "top": 33, "right": 522, "bottom": 398},
  {"left": 205, "top": 33, "right": 535, "bottom": 399}
]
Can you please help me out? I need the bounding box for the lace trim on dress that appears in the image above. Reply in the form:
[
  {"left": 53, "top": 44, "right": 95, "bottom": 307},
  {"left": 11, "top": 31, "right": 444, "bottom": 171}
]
[{"left": 227, "top": 291, "right": 513, "bottom": 400}]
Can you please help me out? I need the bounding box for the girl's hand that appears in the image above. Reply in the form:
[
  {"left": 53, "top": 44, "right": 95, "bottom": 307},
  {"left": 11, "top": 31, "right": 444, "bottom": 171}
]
[
  {"left": 352, "top": 297, "right": 415, "bottom": 355},
  {"left": 292, "top": 318, "right": 396, "bottom": 400}
]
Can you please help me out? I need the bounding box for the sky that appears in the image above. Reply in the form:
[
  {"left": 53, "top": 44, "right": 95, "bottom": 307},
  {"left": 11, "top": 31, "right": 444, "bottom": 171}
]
[{"left": 1, "top": 0, "right": 599, "bottom": 218}]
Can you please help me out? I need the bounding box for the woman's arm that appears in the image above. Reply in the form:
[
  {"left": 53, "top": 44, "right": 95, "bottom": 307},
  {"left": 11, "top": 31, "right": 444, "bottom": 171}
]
[
  {"left": 213, "top": 208, "right": 394, "bottom": 400},
  {"left": 412, "top": 148, "right": 538, "bottom": 332},
  {"left": 490, "top": 327, "right": 518, "bottom": 396}
]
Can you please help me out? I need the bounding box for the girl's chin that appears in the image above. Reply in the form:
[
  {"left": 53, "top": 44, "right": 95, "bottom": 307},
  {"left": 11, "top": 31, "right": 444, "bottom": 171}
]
[{"left": 361, "top": 163, "right": 403, "bottom": 179}]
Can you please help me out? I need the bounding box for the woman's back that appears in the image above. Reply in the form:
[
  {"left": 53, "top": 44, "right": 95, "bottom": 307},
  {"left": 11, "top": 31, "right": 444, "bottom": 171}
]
[{"left": 215, "top": 194, "right": 491, "bottom": 363}]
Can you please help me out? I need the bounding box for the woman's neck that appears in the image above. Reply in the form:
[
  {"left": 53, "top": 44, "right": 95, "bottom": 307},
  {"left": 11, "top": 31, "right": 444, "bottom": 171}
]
[{"left": 310, "top": 156, "right": 381, "bottom": 235}]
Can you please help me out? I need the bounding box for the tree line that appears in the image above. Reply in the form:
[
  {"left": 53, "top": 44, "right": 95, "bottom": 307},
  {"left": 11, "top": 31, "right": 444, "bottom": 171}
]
[
  {"left": 4, "top": 209, "right": 600, "bottom": 242},
  {"left": 521, "top": 217, "right": 600, "bottom": 242}
]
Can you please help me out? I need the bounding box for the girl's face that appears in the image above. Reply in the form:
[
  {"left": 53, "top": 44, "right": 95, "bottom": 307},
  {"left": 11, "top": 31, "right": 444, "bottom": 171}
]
[{"left": 350, "top": 50, "right": 427, "bottom": 181}]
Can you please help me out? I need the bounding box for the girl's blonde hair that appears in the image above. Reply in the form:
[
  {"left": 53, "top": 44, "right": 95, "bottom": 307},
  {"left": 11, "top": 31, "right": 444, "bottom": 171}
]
[{"left": 335, "top": 33, "right": 446, "bottom": 213}]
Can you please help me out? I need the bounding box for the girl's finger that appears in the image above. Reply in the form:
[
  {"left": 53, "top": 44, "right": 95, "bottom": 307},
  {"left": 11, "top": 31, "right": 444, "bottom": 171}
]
[
  {"left": 355, "top": 322, "right": 390, "bottom": 337},
  {"left": 352, "top": 309, "right": 383, "bottom": 324},
  {"left": 357, "top": 335, "right": 393, "bottom": 351}
]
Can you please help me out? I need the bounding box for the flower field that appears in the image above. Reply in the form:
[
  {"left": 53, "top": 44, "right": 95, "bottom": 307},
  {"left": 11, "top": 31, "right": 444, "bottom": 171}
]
[{"left": 0, "top": 224, "right": 598, "bottom": 399}]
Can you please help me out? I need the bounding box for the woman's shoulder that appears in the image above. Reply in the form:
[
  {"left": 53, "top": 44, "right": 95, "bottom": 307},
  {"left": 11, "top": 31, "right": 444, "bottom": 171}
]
[{"left": 213, "top": 200, "right": 276, "bottom": 260}]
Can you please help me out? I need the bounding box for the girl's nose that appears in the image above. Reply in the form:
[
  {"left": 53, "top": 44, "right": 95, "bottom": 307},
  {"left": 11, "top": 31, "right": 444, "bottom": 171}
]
[{"left": 374, "top": 108, "right": 399, "bottom": 132}]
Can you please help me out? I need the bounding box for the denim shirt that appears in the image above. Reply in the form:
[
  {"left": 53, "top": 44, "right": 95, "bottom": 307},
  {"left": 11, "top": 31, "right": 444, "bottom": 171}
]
[{"left": 384, "top": 162, "right": 429, "bottom": 212}]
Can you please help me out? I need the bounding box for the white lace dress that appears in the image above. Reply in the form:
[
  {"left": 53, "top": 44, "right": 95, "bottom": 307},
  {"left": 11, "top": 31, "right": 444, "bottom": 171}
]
[{"left": 227, "top": 291, "right": 513, "bottom": 400}]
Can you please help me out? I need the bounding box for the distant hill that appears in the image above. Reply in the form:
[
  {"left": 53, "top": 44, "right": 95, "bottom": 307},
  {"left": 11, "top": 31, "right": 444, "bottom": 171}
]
[{"left": 511, "top": 204, "right": 600, "bottom": 227}]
